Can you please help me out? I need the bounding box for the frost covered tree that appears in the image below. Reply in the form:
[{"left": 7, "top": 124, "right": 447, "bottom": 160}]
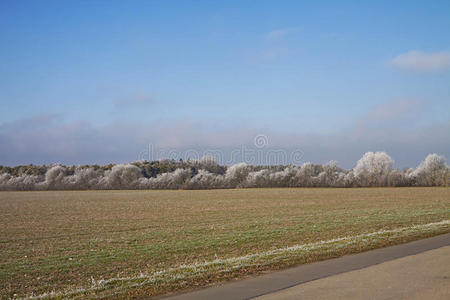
[
  {"left": 353, "top": 152, "right": 394, "bottom": 186},
  {"left": 63, "top": 167, "right": 102, "bottom": 189},
  {"left": 43, "top": 165, "right": 67, "bottom": 189},
  {"left": 0, "top": 152, "right": 448, "bottom": 190},
  {"left": 0, "top": 173, "right": 43, "bottom": 190},
  {"left": 318, "top": 161, "right": 341, "bottom": 187},
  {"left": 244, "top": 169, "right": 272, "bottom": 188},
  {"left": 412, "top": 154, "right": 449, "bottom": 186},
  {"left": 225, "top": 163, "right": 250, "bottom": 187},
  {"left": 101, "top": 164, "right": 142, "bottom": 189},
  {"left": 187, "top": 170, "right": 225, "bottom": 189},
  {"left": 139, "top": 168, "right": 191, "bottom": 189},
  {"left": 297, "top": 162, "right": 317, "bottom": 187}
]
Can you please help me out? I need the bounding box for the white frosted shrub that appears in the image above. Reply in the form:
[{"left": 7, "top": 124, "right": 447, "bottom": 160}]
[
  {"left": 0, "top": 174, "right": 43, "bottom": 190},
  {"left": 225, "top": 163, "right": 250, "bottom": 187},
  {"left": 0, "top": 152, "right": 448, "bottom": 190},
  {"left": 244, "top": 169, "right": 271, "bottom": 188},
  {"left": 188, "top": 170, "right": 225, "bottom": 189},
  {"left": 297, "top": 162, "right": 316, "bottom": 187},
  {"left": 143, "top": 168, "right": 191, "bottom": 189},
  {"left": 103, "top": 164, "right": 141, "bottom": 189},
  {"left": 387, "top": 169, "right": 407, "bottom": 186},
  {"left": 334, "top": 171, "right": 350, "bottom": 187},
  {"left": 159, "top": 168, "right": 190, "bottom": 189},
  {"left": 353, "top": 152, "right": 394, "bottom": 186},
  {"left": 44, "top": 165, "right": 67, "bottom": 189},
  {"left": 412, "top": 154, "right": 448, "bottom": 186},
  {"left": 63, "top": 167, "right": 102, "bottom": 189},
  {"left": 0, "top": 173, "right": 11, "bottom": 186},
  {"left": 271, "top": 167, "right": 301, "bottom": 187},
  {"left": 319, "top": 161, "right": 340, "bottom": 187}
]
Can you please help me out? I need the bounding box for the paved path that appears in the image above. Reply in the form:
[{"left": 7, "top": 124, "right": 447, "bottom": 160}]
[
  {"left": 256, "top": 245, "right": 450, "bottom": 300},
  {"left": 161, "top": 233, "right": 450, "bottom": 300}
]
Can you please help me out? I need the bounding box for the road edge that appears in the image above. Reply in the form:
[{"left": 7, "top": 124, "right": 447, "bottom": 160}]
[{"left": 162, "top": 232, "right": 450, "bottom": 300}]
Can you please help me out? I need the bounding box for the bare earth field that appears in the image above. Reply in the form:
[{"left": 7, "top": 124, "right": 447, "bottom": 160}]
[{"left": 1, "top": 188, "right": 449, "bottom": 299}]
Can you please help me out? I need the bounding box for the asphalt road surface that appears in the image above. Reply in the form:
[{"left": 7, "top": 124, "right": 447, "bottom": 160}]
[
  {"left": 256, "top": 245, "right": 450, "bottom": 300},
  {"left": 162, "top": 233, "right": 450, "bottom": 300}
]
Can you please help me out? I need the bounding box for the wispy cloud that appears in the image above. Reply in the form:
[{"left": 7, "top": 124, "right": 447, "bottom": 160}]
[
  {"left": 264, "top": 27, "right": 297, "bottom": 40},
  {"left": 114, "top": 93, "right": 153, "bottom": 108},
  {"left": 358, "top": 99, "right": 423, "bottom": 128},
  {"left": 265, "top": 29, "right": 290, "bottom": 40},
  {"left": 391, "top": 51, "right": 450, "bottom": 71},
  {"left": 259, "top": 46, "right": 291, "bottom": 60},
  {"left": 251, "top": 27, "right": 298, "bottom": 61}
]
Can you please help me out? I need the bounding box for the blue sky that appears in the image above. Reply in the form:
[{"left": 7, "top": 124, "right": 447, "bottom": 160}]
[{"left": 1, "top": 0, "right": 450, "bottom": 168}]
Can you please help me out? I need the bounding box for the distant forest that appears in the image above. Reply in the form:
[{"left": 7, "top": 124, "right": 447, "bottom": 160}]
[{"left": 0, "top": 152, "right": 448, "bottom": 190}]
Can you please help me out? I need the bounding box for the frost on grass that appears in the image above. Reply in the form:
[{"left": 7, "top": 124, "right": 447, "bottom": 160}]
[{"left": 21, "top": 220, "right": 450, "bottom": 300}]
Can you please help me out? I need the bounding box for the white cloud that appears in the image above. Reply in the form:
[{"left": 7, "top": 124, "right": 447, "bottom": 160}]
[
  {"left": 259, "top": 46, "right": 290, "bottom": 60},
  {"left": 391, "top": 51, "right": 450, "bottom": 71},
  {"left": 264, "top": 27, "right": 299, "bottom": 40},
  {"left": 265, "top": 29, "right": 290, "bottom": 40},
  {"left": 114, "top": 93, "right": 153, "bottom": 108},
  {"left": 359, "top": 99, "right": 423, "bottom": 127}
]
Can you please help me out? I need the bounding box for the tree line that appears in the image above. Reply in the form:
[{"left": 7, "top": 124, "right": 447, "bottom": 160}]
[{"left": 0, "top": 152, "right": 448, "bottom": 190}]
